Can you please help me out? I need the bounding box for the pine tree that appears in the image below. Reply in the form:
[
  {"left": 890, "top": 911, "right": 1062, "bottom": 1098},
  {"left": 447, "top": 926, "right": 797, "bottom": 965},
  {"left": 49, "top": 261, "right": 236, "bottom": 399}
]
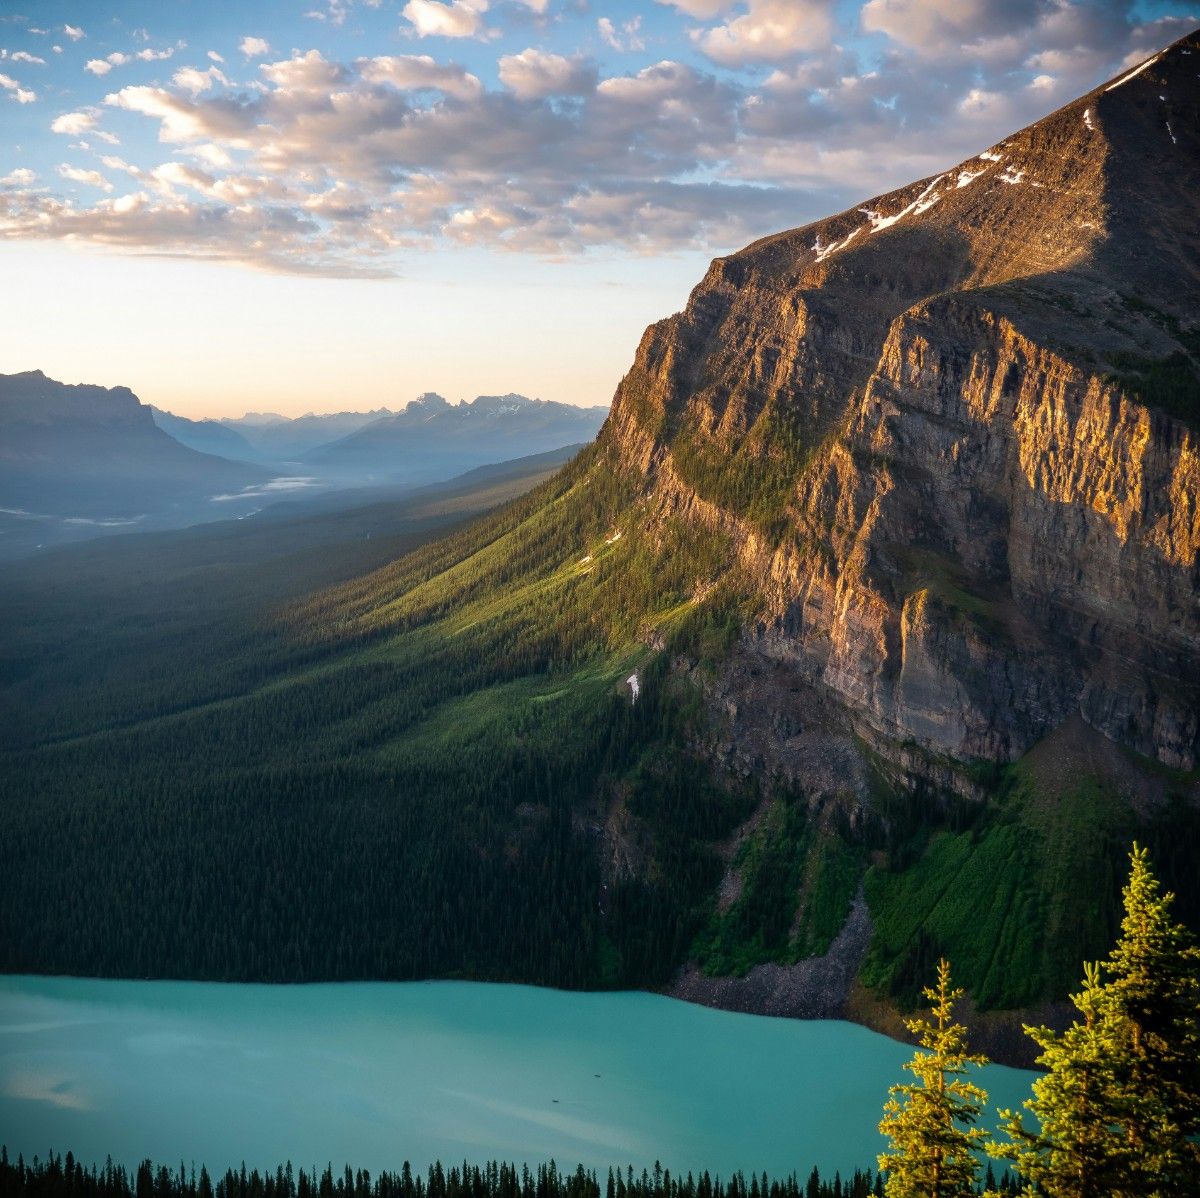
[
  {"left": 877, "top": 958, "right": 989, "bottom": 1198},
  {"left": 988, "top": 962, "right": 1135, "bottom": 1197},
  {"left": 1103, "top": 844, "right": 1200, "bottom": 1195},
  {"left": 990, "top": 844, "right": 1200, "bottom": 1198}
]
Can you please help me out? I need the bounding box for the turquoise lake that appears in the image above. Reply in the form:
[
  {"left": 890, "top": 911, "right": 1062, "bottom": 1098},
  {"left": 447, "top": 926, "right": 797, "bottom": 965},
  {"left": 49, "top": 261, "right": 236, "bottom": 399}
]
[{"left": 0, "top": 976, "right": 1036, "bottom": 1179}]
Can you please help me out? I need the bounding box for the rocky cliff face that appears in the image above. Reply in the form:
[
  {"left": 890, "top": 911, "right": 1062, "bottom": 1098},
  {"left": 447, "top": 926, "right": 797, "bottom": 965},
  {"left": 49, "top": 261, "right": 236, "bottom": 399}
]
[{"left": 600, "top": 32, "right": 1200, "bottom": 787}]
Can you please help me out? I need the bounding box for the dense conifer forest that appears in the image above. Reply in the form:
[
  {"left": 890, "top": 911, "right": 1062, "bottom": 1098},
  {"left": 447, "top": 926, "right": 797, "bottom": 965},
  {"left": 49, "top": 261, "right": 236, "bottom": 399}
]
[{"left": 0, "top": 1152, "right": 1032, "bottom": 1198}]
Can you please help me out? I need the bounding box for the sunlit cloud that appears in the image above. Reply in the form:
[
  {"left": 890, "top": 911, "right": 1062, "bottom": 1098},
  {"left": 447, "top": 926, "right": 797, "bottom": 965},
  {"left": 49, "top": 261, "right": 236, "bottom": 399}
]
[
  {"left": 402, "top": 0, "right": 492, "bottom": 40},
  {"left": 239, "top": 36, "right": 272, "bottom": 58},
  {"left": 0, "top": 72, "right": 37, "bottom": 103}
]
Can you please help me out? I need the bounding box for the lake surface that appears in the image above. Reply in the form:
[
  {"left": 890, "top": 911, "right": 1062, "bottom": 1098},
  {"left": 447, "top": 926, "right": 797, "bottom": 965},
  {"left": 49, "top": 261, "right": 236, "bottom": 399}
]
[{"left": 0, "top": 976, "right": 1036, "bottom": 1180}]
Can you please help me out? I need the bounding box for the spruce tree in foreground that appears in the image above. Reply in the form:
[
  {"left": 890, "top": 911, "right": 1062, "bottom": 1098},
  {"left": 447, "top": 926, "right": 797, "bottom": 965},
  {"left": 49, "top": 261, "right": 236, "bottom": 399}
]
[
  {"left": 877, "top": 958, "right": 988, "bottom": 1198},
  {"left": 1104, "top": 844, "right": 1200, "bottom": 1195},
  {"left": 989, "top": 844, "right": 1200, "bottom": 1198},
  {"left": 989, "top": 962, "right": 1134, "bottom": 1197}
]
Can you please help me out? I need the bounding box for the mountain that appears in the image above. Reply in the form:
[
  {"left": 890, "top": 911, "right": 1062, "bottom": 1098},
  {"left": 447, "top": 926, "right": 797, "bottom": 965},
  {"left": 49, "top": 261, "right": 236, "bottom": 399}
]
[
  {"left": 221, "top": 407, "right": 398, "bottom": 459},
  {"left": 150, "top": 406, "right": 264, "bottom": 462},
  {"left": 2, "top": 35, "right": 1198, "bottom": 1064},
  {"left": 0, "top": 370, "right": 274, "bottom": 556},
  {"left": 306, "top": 392, "right": 610, "bottom": 483}
]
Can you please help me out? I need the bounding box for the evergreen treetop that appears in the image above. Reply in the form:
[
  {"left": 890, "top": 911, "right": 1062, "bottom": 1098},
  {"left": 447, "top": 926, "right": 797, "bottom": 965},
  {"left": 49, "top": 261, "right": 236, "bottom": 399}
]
[{"left": 877, "top": 958, "right": 989, "bottom": 1198}]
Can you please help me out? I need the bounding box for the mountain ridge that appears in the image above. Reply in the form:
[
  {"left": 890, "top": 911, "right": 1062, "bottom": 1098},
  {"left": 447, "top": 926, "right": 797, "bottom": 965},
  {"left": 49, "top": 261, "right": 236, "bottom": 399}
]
[{"left": 307, "top": 391, "right": 609, "bottom": 482}]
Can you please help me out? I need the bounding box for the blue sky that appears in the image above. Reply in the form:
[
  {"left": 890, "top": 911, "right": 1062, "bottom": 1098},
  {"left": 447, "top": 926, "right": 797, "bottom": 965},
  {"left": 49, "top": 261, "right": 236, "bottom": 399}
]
[{"left": 1, "top": 0, "right": 1196, "bottom": 416}]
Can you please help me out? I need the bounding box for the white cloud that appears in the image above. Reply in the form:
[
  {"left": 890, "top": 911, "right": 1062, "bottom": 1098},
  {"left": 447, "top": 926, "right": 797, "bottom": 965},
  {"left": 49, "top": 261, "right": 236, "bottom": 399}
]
[
  {"left": 861, "top": 0, "right": 1044, "bottom": 53},
  {"left": 149, "top": 160, "right": 217, "bottom": 195},
  {"left": 4, "top": 7, "right": 1193, "bottom": 277},
  {"left": 260, "top": 49, "right": 349, "bottom": 92},
  {"left": 189, "top": 142, "right": 235, "bottom": 169},
  {"left": 499, "top": 49, "right": 596, "bottom": 100},
  {"left": 11, "top": 51, "right": 46, "bottom": 65},
  {"left": 173, "top": 65, "right": 230, "bottom": 95},
  {"left": 239, "top": 36, "right": 272, "bottom": 58},
  {"left": 100, "top": 155, "right": 140, "bottom": 176},
  {"left": 359, "top": 54, "right": 483, "bottom": 99},
  {"left": 1, "top": 167, "right": 36, "bottom": 185},
  {"left": 86, "top": 49, "right": 175, "bottom": 77},
  {"left": 402, "top": 0, "right": 490, "bottom": 39},
  {"left": 514, "top": 0, "right": 550, "bottom": 11},
  {"left": 63, "top": 24, "right": 85, "bottom": 41},
  {"left": 598, "top": 16, "right": 645, "bottom": 52},
  {"left": 208, "top": 51, "right": 225, "bottom": 63},
  {"left": 695, "top": 0, "right": 834, "bottom": 65},
  {"left": 656, "top": 0, "right": 734, "bottom": 16},
  {"left": 50, "top": 109, "right": 99, "bottom": 135},
  {"left": 0, "top": 71, "right": 36, "bottom": 102},
  {"left": 58, "top": 164, "right": 113, "bottom": 191},
  {"left": 105, "top": 85, "right": 258, "bottom": 144}
]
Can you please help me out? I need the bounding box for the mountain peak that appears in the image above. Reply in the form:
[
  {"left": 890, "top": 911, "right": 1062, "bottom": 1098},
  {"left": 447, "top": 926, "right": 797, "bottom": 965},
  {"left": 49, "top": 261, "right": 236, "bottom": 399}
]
[
  {"left": 600, "top": 25, "right": 1200, "bottom": 775},
  {"left": 406, "top": 392, "right": 452, "bottom": 414},
  {"left": 0, "top": 369, "right": 149, "bottom": 430}
]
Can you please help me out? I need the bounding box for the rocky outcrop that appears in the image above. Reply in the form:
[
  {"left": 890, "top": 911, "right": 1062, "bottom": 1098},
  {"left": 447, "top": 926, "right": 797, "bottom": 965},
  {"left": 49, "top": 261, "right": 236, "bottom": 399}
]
[{"left": 671, "top": 888, "right": 873, "bottom": 1019}]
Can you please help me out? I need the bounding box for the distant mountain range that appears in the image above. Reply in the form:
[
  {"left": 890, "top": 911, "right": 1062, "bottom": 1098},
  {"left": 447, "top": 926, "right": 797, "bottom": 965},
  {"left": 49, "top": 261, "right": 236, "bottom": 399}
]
[
  {"left": 153, "top": 394, "right": 610, "bottom": 477},
  {"left": 220, "top": 408, "right": 399, "bottom": 459},
  {"left": 1, "top": 370, "right": 273, "bottom": 556},
  {"left": 149, "top": 407, "right": 263, "bottom": 461},
  {"left": 307, "top": 393, "right": 610, "bottom": 483},
  {"left": 2, "top": 373, "right": 608, "bottom": 557}
]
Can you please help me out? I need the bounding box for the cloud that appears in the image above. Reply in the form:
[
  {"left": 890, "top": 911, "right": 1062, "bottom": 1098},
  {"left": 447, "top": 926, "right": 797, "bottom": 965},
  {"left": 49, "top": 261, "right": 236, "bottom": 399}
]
[
  {"left": 359, "top": 54, "right": 483, "bottom": 100},
  {"left": 11, "top": 51, "right": 46, "bottom": 65},
  {"left": 0, "top": 184, "right": 395, "bottom": 277},
  {"left": 58, "top": 164, "right": 113, "bottom": 191},
  {"left": 105, "top": 85, "right": 260, "bottom": 144},
  {"left": 173, "top": 65, "right": 230, "bottom": 95},
  {"left": 597, "top": 16, "right": 645, "bottom": 51},
  {"left": 656, "top": 0, "right": 734, "bottom": 16},
  {"left": 0, "top": 73, "right": 36, "bottom": 103},
  {"left": 239, "top": 36, "right": 272, "bottom": 58},
  {"left": 5, "top": 5, "right": 1195, "bottom": 277},
  {"left": 260, "top": 49, "right": 350, "bottom": 91},
  {"left": 861, "top": 0, "right": 1045, "bottom": 52},
  {"left": 51, "top": 109, "right": 99, "bottom": 135},
  {"left": 86, "top": 46, "right": 178, "bottom": 76},
  {"left": 694, "top": 0, "right": 835, "bottom": 64},
  {"left": 63, "top": 24, "right": 85, "bottom": 41},
  {"left": 208, "top": 51, "right": 225, "bottom": 63},
  {"left": 1, "top": 167, "right": 36, "bottom": 185},
  {"left": 498, "top": 49, "right": 596, "bottom": 100},
  {"left": 402, "top": 0, "right": 490, "bottom": 39}
]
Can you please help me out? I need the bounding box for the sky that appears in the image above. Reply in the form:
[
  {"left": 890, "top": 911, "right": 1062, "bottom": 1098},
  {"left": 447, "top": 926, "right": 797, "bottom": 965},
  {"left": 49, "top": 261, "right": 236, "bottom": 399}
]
[{"left": 1, "top": 0, "right": 1196, "bottom": 418}]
